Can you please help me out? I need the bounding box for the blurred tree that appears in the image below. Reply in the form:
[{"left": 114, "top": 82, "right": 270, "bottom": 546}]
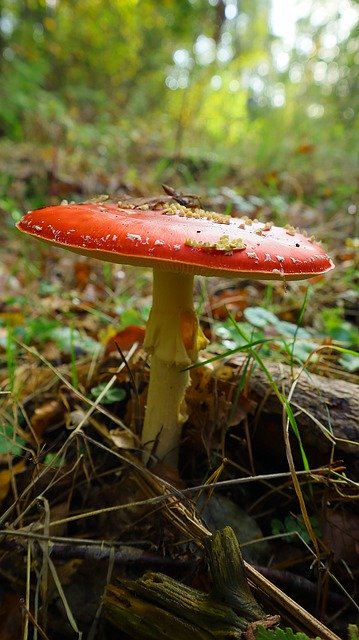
[{"left": 0, "top": 0, "right": 357, "bottom": 183}]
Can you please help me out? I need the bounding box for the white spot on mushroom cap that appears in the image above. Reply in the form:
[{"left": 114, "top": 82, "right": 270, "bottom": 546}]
[
  {"left": 126, "top": 233, "right": 142, "bottom": 242},
  {"left": 275, "top": 255, "right": 285, "bottom": 262},
  {"left": 154, "top": 239, "right": 165, "bottom": 246}
]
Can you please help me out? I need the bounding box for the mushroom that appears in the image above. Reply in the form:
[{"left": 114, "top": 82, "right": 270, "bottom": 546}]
[{"left": 16, "top": 201, "right": 334, "bottom": 467}]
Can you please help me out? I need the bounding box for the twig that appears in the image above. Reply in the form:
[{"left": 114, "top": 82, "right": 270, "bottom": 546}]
[{"left": 1, "top": 537, "right": 193, "bottom": 570}]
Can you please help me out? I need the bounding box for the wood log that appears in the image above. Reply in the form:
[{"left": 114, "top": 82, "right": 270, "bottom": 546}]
[
  {"left": 211, "top": 356, "right": 359, "bottom": 455},
  {"left": 103, "top": 527, "right": 278, "bottom": 640}
]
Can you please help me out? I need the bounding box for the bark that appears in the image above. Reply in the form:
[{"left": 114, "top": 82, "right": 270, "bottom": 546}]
[
  {"left": 215, "top": 356, "right": 359, "bottom": 454},
  {"left": 103, "top": 527, "right": 277, "bottom": 639}
]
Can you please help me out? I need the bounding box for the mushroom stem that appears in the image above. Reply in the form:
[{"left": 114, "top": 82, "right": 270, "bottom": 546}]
[
  {"left": 142, "top": 270, "right": 208, "bottom": 466},
  {"left": 142, "top": 353, "right": 190, "bottom": 466}
]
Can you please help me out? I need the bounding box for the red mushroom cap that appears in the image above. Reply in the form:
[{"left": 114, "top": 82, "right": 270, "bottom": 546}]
[{"left": 16, "top": 202, "right": 334, "bottom": 280}]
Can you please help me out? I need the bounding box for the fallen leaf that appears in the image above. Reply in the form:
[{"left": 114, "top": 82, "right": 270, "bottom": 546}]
[
  {"left": 108, "top": 428, "right": 136, "bottom": 450},
  {"left": 105, "top": 325, "right": 146, "bottom": 354},
  {"left": 210, "top": 289, "right": 249, "bottom": 320},
  {"left": 31, "top": 399, "right": 65, "bottom": 438},
  {"left": 322, "top": 509, "right": 359, "bottom": 565},
  {"left": 0, "top": 460, "right": 26, "bottom": 502}
]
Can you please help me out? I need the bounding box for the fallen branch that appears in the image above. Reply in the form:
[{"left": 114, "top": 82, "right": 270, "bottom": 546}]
[
  {"left": 213, "top": 355, "right": 359, "bottom": 454},
  {"left": 103, "top": 527, "right": 278, "bottom": 640}
]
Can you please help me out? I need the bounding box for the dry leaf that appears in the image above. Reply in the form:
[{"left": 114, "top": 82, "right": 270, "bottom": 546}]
[
  {"left": 105, "top": 325, "right": 146, "bottom": 354},
  {"left": 14, "top": 363, "right": 56, "bottom": 398},
  {"left": 31, "top": 399, "right": 65, "bottom": 437},
  {"left": 0, "top": 460, "right": 26, "bottom": 502},
  {"left": 108, "top": 428, "right": 136, "bottom": 450},
  {"left": 322, "top": 509, "right": 359, "bottom": 565}
]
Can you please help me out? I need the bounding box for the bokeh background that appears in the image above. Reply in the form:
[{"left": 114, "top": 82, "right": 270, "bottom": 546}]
[{"left": 0, "top": 0, "right": 358, "bottom": 206}]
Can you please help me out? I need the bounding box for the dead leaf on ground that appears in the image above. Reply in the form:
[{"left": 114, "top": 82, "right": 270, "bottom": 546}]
[
  {"left": 13, "top": 363, "right": 57, "bottom": 398},
  {"left": 108, "top": 428, "right": 137, "bottom": 450},
  {"left": 0, "top": 460, "right": 26, "bottom": 502},
  {"left": 104, "top": 325, "right": 146, "bottom": 354},
  {"left": 322, "top": 509, "right": 359, "bottom": 565},
  {"left": 31, "top": 399, "right": 65, "bottom": 438},
  {"left": 210, "top": 289, "right": 249, "bottom": 321}
]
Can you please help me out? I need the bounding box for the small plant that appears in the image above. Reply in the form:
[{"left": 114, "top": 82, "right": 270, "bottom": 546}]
[
  {"left": 255, "top": 626, "right": 321, "bottom": 640},
  {"left": 90, "top": 382, "right": 126, "bottom": 404},
  {"left": 0, "top": 423, "right": 26, "bottom": 457},
  {"left": 271, "top": 514, "right": 321, "bottom": 545},
  {"left": 348, "top": 624, "right": 359, "bottom": 640}
]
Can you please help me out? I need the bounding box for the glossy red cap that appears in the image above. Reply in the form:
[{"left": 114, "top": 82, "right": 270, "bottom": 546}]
[{"left": 16, "top": 202, "right": 334, "bottom": 280}]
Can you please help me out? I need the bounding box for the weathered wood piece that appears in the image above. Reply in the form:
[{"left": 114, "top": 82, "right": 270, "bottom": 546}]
[
  {"left": 104, "top": 584, "right": 214, "bottom": 640},
  {"left": 103, "top": 527, "right": 277, "bottom": 639},
  {"left": 205, "top": 527, "right": 264, "bottom": 620},
  {"left": 218, "top": 356, "right": 359, "bottom": 453},
  {"left": 126, "top": 468, "right": 342, "bottom": 640}
]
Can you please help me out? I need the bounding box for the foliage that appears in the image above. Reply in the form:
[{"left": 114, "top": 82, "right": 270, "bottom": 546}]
[
  {"left": 320, "top": 307, "right": 359, "bottom": 349},
  {"left": 271, "top": 514, "right": 321, "bottom": 545},
  {"left": 90, "top": 382, "right": 126, "bottom": 404},
  {"left": 0, "top": 423, "right": 25, "bottom": 456},
  {"left": 255, "top": 626, "right": 321, "bottom": 640},
  {"left": 211, "top": 303, "right": 359, "bottom": 372},
  {"left": 349, "top": 625, "right": 359, "bottom": 640},
  {"left": 0, "top": 0, "right": 358, "bottom": 191}
]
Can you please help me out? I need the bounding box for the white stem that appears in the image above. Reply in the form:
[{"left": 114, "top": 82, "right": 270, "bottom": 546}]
[
  {"left": 142, "top": 354, "right": 190, "bottom": 466},
  {"left": 141, "top": 270, "right": 207, "bottom": 466}
]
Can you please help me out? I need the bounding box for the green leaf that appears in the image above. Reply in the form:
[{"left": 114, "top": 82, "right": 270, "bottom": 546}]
[
  {"left": 273, "top": 320, "right": 311, "bottom": 339},
  {"left": 0, "top": 424, "right": 26, "bottom": 457},
  {"left": 243, "top": 307, "right": 278, "bottom": 328},
  {"left": 270, "top": 515, "right": 320, "bottom": 545},
  {"left": 290, "top": 340, "right": 318, "bottom": 363},
  {"left": 348, "top": 624, "right": 359, "bottom": 640},
  {"left": 255, "top": 624, "right": 322, "bottom": 640},
  {"left": 90, "top": 383, "right": 126, "bottom": 404},
  {"left": 51, "top": 327, "right": 101, "bottom": 355},
  {"left": 270, "top": 518, "right": 284, "bottom": 537},
  {"left": 320, "top": 308, "right": 359, "bottom": 347},
  {"left": 118, "top": 307, "right": 147, "bottom": 328},
  {"left": 339, "top": 353, "right": 359, "bottom": 372}
]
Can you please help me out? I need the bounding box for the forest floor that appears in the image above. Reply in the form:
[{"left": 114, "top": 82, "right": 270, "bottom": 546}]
[{"left": 0, "top": 139, "right": 358, "bottom": 639}]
